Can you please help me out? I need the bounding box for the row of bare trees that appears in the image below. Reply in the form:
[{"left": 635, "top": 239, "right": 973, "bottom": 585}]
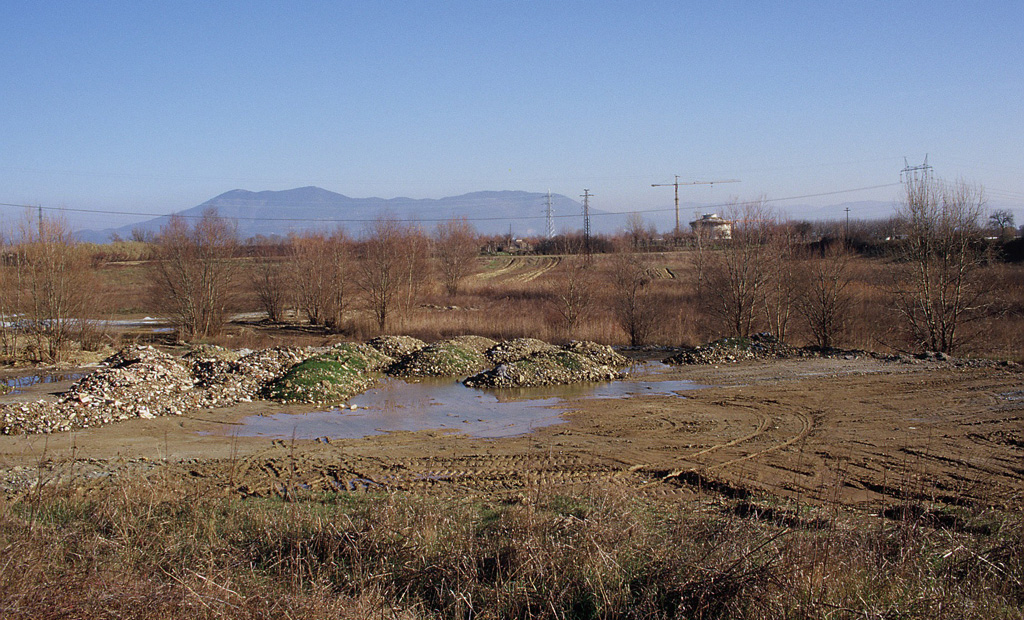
[
  {"left": 240, "top": 216, "right": 477, "bottom": 335},
  {"left": 688, "top": 179, "right": 992, "bottom": 352},
  {"left": 546, "top": 177, "right": 992, "bottom": 352}
]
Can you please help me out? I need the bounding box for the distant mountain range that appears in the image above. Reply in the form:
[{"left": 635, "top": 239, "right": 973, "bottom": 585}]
[
  {"left": 80, "top": 187, "right": 613, "bottom": 242},
  {"left": 77, "top": 186, "right": 911, "bottom": 243}
]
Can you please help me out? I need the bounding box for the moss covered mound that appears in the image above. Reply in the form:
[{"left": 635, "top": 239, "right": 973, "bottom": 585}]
[
  {"left": 387, "top": 337, "right": 494, "bottom": 378},
  {"left": 463, "top": 350, "right": 624, "bottom": 388},
  {"left": 262, "top": 343, "right": 393, "bottom": 404}
]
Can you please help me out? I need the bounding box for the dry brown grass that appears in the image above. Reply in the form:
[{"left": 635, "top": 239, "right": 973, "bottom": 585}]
[{"left": 2, "top": 474, "right": 1021, "bottom": 619}]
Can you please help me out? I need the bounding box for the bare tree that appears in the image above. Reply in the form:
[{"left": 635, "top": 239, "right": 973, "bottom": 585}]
[
  {"left": 795, "top": 242, "right": 856, "bottom": 349},
  {"left": 699, "top": 200, "right": 775, "bottom": 338},
  {"left": 435, "top": 217, "right": 478, "bottom": 297},
  {"left": 152, "top": 208, "right": 238, "bottom": 340},
  {"left": 611, "top": 246, "right": 658, "bottom": 346},
  {"left": 289, "top": 231, "right": 349, "bottom": 329},
  {"left": 989, "top": 209, "right": 1016, "bottom": 241},
  {"left": 761, "top": 224, "right": 801, "bottom": 343},
  {"left": 624, "top": 213, "right": 656, "bottom": 250},
  {"left": 358, "top": 217, "right": 429, "bottom": 332},
  {"left": 549, "top": 242, "right": 593, "bottom": 338},
  {"left": 250, "top": 249, "right": 289, "bottom": 323},
  {"left": 10, "top": 215, "right": 98, "bottom": 362},
  {"left": 0, "top": 236, "right": 24, "bottom": 360},
  {"left": 890, "top": 178, "right": 991, "bottom": 353}
]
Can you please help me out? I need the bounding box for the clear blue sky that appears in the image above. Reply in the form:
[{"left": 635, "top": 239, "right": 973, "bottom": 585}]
[{"left": 2, "top": 0, "right": 1022, "bottom": 230}]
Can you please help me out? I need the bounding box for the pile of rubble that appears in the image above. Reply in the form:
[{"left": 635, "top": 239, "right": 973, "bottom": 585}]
[
  {"left": 0, "top": 345, "right": 321, "bottom": 435},
  {"left": 664, "top": 333, "right": 796, "bottom": 366},
  {"left": 464, "top": 349, "right": 625, "bottom": 389},
  {"left": 485, "top": 338, "right": 560, "bottom": 365},
  {"left": 262, "top": 344, "right": 394, "bottom": 404},
  {"left": 387, "top": 336, "right": 497, "bottom": 378},
  {"left": 366, "top": 335, "right": 426, "bottom": 359}
]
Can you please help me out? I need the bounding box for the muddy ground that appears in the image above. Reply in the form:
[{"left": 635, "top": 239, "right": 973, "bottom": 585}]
[{"left": 1, "top": 356, "right": 1021, "bottom": 510}]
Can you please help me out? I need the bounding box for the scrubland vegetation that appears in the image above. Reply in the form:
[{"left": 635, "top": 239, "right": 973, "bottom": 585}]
[{"left": 2, "top": 476, "right": 1021, "bottom": 619}]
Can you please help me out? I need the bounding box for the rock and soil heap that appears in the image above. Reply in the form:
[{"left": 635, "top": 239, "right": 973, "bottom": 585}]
[
  {"left": 663, "top": 333, "right": 796, "bottom": 365},
  {"left": 0, "top": 345, "right": 319, "bottom": 435},
  {"left": 262, "top": 344, "right": 393, "bottom": 404},
  {"left": 464, "top": 349, "right": 625, "bottom": 388},
  {"left": 485, "top": 338, "right": 560, "bottom": 365},
  {"left": 465, "top": 341, "right": 630, "bottom": 388},
  {"left": 365, "top": 335, "right": 426, "bottom": 359},
  {"left": 386, "top": 336, "right": 497, "bottom": 378}
]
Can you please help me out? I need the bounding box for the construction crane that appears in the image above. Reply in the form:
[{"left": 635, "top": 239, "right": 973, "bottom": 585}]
[{"left": 652, "top": 176, "right": 740, "bottom": 237}]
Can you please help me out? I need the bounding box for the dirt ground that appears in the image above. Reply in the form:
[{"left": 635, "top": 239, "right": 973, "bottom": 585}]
[{"left": 1, "top": 356, "right": 1022, "bottom": 510}]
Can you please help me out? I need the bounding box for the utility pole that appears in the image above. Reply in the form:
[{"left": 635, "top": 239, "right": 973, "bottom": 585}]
[
  {"left": 545, "top": 190, "right": 554, "bottom": 239},
  {"left": 652, "top": 176, "right": 740, "bottom": 240},
  {"left": 580, "top": 189, "right": 592, "bottom": 255},
  {"left": 844, "top": 206, "right": 850, "bottom": 241}
]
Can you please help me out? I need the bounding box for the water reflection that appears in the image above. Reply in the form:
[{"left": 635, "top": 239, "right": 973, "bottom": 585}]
[
  {"left": 5, "top": 372, "right": 87, "bottom": 394},
  {"left": 236, "top": 367, "right": 704, "bottom": 440}
]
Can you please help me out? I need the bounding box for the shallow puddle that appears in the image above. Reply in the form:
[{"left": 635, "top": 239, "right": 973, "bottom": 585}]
[
  {"left": 234, "top": 365, "right": 704, "bottom": 440},
  {"left": 5, "top": 372, "right": 88, "bottom": 394}
]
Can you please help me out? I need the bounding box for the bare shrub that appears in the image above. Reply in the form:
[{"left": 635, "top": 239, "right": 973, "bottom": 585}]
[
  {"left": 289, "top": 231, "right": 349, "bottom": 330},
  {"left": 151, "top": 208, "right": 238, "bottom": 340},
  {"left": 9, "top": 216, "right": 100, "bottom": 362},
  {"left": 549, "top": 246, "right": 594, "bottom": 339},
  {"left": 890, "top": 178, "right": 992, "bottom": 353},
  {"left": 250, "top": 250, "right": 289, "bottom": 323},
  {"left": 796, "top": 242, "right": 856, "bottom": 349},
  {"left": 357, "top": 217, "right": 430, "bottom": 332},
  {"left": 699, "top": 200, "right": 776, "bottom": 338},
  {"left": 435, "top": 217, "right": 478, "bottom": 297},
  {"left": 610, "top": 246, "right": 658, "bottom": 346},
  {"left": 761, "top": 224, "right": 802, "bottom": 343}
]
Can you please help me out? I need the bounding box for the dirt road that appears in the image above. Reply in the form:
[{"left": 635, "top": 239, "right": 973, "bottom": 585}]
[{"left": 2, "top": 357, "right": 1021, "bottom": 509}]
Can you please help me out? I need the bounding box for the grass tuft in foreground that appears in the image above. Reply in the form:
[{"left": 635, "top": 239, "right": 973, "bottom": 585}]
[{"left": 1, "top": 477, "right": 1021, "bottom": 619}]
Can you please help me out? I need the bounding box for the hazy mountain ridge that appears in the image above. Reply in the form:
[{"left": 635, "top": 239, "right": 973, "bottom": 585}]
[
  {"left": 76, "top": 186, "right": 910, "bottom": 243},
  {"left": 81, "top": 187, "right": 600, "bottom": 242}
]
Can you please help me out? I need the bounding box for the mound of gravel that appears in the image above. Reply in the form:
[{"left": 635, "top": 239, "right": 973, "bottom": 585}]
[
  {"left": 182, "top": 344, "right": 241, "bottom": 363},
  {"left": 387, "top": 337, "right": 494, "bottom": 378},
  {"left": 486, "top": 338, "right": 560, "bottom": 365},
  {"left": 664, "top": 333, "right": 796, "bottom": 365},
  {"left": 0, "top": 345, "right": 320, "bottom": 435},
  {"left": 562, "top": 341, "right": 630, "bottom": 367},
  {"left": 366, "top": 335, "right": 427, "bottom": 359},
  {"left": 448, "top": 335, "right": 497, "bottom": 353},
  {"left": 464, "top": 350, "right": 624, "bottom": 388},
  {"left": 262, "top": 344, "right": 393, "bottom": 404}
]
